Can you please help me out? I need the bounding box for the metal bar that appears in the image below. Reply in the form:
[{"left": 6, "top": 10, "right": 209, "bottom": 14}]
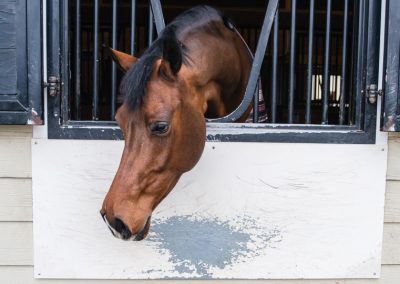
[
  {"left": 339, "top": 0, "right": 349, "bottom": 125},
  {"left": 271, "top": 4, "right": 279, "bottom": 123},
  {"left": 111, "top": 0, "right": 118, "bottom": 120},
  {"left": 150, "top": 0, "right": 165, "bottom": 35},
  {"left": 322, "top": 0, "right": 332, "bottom": 124},
  {"left": 305, "top": 0, "right": 315, "bottom": 124},
  {"left": 130, "top": 0, "right": 136, "bottom": 55},
  {"left": 334, "top": 35, "right": 339, "bottom": 101},
  {"left": 148, "top": 6, "right": 154, "bottom": 45},
  {"left": 206, "top": 0, "right": 279, "bottom": 123},
  {"left": 288, "top": 0, "right": 297, "bottom": 124},
  {"left": 282, "top": 30, "right": 286, "bottom": 106},
  {"left": 74, "top": 0, "right": 81, "bottom": 120},
  {"left": 354, "top": 0, "right": 365, "bottom": 127},
  {"left": 61, "top": 0, "right": 70, "bottom": 122},
  {"left": 252, "top": 85, "right": 259, "bottom": 122},
  {"left": 92, "top": 0, "right": 100, "bottom": 120}
]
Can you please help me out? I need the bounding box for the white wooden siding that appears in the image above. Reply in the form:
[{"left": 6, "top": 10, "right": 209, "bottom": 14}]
[
  {"left": 387, "top": 134, "right": 400, "bottom": 180},
  {"left": 0, "top": 126, "right": 31, "bottom": 178},
  {"left": 0, "top": 126, "right": 399, "bottom": 283},
  {"left": 0, "top": 178, "right": 32, "bottom": 221}
]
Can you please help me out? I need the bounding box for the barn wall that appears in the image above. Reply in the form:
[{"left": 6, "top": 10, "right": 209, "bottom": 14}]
[{"left": 0, "top": 125, "right": 399, "bottom": 283}]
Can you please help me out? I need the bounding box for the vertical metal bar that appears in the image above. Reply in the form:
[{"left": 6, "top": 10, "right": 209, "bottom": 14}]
[
  {"left": 150, "top": 0, "right": 165, "bottom": 35},
  {"left": 334, "top": 36, "right": 339, "bottom": 101},
  {"left": 148, "top": 7, "right": 154, "bottom": 46},
  {"left": 111, "top": 0, "right": 118, "bottom": 120},
  {"left": 354, "top": 0, "right": 365, "bottom": 127},
  {"left": 61, "top": 0, "right": 70, "bottom": 122},
  {"left": 322, "top": 0, "right": 332, "bottom": 124},
  {"left": 300, "top": 35, "right": 305, "bottom": 104},
  {"left": 339, "top": 0, "right": 349, "bottom": 125},
  {"left": 288, "top": 0, "right": 297, "bottom": 124},
  {"left": 252, "top": 84, "right": 259, "bottom": 122},
  {"left": 282, "top": 30, "right": 286, "bottom": 106},
  {"left": 130, "top": 0, "right": 136, "bottom": 55},
  {"left": 306, "top": 0, "right": 315, "bottom": 124},
  {"left": 92, "top": 0, "right": 100, "bottom": 120},
  {"left": 271, "top": 5, "right": 279, "bottom": 123},
  {"left": 74, "top": 0, "right": 81, "bottom": 120}
]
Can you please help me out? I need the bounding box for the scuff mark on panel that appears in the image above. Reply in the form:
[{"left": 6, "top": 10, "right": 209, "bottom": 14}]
[
  {"left": 27, "top": 108, "right": 43, "bottom": 125},
  {"left": 147, "top": 215, "right": 282, "bottom": 278}
]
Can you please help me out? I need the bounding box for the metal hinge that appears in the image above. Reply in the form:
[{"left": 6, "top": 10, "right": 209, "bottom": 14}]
[
  {"left": 46, "top": 76, "right": 61, "bottom": 97},
  {"left": 366, "top": 84, "right": 383, "bottom": 104}
]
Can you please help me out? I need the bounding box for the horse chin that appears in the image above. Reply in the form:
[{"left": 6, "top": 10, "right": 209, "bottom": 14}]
[{"left": 133, "top": 216, "right": 151, "bottom": 241}]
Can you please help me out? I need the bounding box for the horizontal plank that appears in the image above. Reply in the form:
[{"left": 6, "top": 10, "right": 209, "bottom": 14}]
[
  {"left": 0, "top": 178, "right": 32, "bottom": 221},
  {"left": 385, "top": 181, "right": 400, "bottom": 223},
  {"left": 387, "top": 134, "right": 400, "bottom": 180},
  {"left": 0, "top": 125, "right": 32, "bottom": 137},
  {"left": 0, "top": 135, "right": 31, "bottom": 178},
  {"left": 0, "top": 265, "right": 399, "bottom": 283},
  {"left": 0, "top": 222, "right": 32, "bottom": 265},
  {"left": 382, "top": 223, "right": 400, "bottom": 265}
]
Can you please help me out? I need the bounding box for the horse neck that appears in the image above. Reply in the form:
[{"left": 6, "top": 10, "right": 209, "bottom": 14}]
[{"left": 180, "top": 27, "right": 252, "bottom": 119}]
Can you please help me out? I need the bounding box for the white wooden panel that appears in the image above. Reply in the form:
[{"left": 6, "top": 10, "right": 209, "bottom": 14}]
[
  {"left": 1, "top": 266, "right": 400, "bottom": 284},
  {"left": 0, "top": 137, "right": 31, "bottom": 178},
  {"left": 382, "top": 223, "right": 400, "bottom": 264},
  {"left": 387, "top": 134, "right": 400, "bottom": 180},
  {"left": 384, "top": 181, "right": 400, "bottom": 223},
  {"left": 0, "top": 222, "right": 33, "bottom": 265},
  {"left": 32, "top": 140, "right": 387, "bottom": 279},
  {"left": 0, "top": 178, "right": 32, "bottom": 221}
]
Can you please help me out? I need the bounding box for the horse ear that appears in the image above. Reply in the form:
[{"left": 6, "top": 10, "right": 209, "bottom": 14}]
[
  {"left": 106, "top": 47, "right": 138, "bottom": 73},
  {"left": 161, "top": 33, "right": 182, "bottom": 76}
]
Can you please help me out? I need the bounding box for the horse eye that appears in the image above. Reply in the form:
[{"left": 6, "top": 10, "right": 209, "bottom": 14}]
[{"left": 150, "top": 121, "right": 170, "bottom": 135}]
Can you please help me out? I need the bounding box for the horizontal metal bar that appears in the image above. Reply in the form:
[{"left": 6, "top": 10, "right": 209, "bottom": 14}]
[{"left": 48, "top": 120, "right": 374, "bottom": 143}]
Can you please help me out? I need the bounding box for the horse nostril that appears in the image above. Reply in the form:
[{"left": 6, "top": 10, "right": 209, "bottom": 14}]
[{"left": 111, "top": 217, "right": 132, "bottom": 240}]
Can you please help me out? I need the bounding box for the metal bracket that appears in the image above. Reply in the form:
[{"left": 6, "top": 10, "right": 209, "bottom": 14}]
[
  {"left": 47, "top": 76, "right": 60, "bottom": 97},
  {"left": 366, "top": 84, "right": 383, "bottom": 104}
]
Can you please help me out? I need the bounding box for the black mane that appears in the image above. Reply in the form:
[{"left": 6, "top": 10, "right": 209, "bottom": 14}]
[{"left": 119, "top": 5, "right": 230, "bottom": 110}]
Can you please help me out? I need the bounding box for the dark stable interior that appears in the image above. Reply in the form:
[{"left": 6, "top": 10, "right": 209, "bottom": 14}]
[{"left": 69, "top": 0, "right": 355, "bottom": 125}]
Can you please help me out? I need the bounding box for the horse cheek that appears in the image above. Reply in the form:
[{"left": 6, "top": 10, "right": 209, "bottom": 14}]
[{"left": 175, "top": 110, "right": 206, "bottom": 173}]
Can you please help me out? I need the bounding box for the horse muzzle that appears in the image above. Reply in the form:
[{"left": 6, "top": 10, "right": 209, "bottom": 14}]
[{"left": 100, "top": 210, "right": 151, "bottom": 241}]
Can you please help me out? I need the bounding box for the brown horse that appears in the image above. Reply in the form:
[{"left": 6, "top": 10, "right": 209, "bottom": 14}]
[{"left": 101, "top": 6, "right": 254, "bottom": 241}]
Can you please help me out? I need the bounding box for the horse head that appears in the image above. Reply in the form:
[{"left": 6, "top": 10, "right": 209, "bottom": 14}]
[{"left": 100, "top": 34, "right": 207, "bottom": 241}]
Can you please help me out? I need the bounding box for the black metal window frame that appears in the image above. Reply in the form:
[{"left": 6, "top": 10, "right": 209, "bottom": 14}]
[{"left": 46, "top": 0, "right": 379, "bottom": 144}]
